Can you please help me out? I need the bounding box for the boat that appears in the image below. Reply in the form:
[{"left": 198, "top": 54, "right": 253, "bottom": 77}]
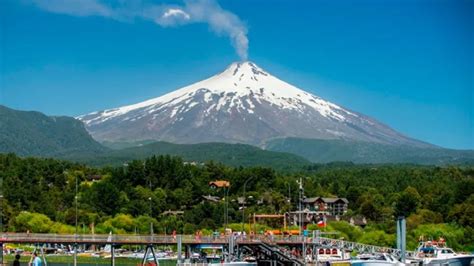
[
  {"left": 409, "top": 239, "right": 474, "bottom": 266},
  {"left": 180, "top": 244, "right": 256, "bottom": 266},
  {"left": 208, "top": 263, "right": 257, "bottom": 266},
  {"left": 180, "top": 258, "right": 256, "bottom": 266},
  {"left": 350, "top": 253, "right": 405, "bottom": 266}
]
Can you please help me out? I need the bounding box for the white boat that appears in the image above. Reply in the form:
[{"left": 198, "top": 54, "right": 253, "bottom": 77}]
[
  {"left": 410, "top": 240, "right": 474, "bottom": 266},
  {"left": 350, "top": 253, "right": 405, "bottom": 266},
  {"left": 208, "top": 263, "right": 257, "bottom": 266},
  {"left": 179, "top": 260, "right": 256, "bottom": 266}
]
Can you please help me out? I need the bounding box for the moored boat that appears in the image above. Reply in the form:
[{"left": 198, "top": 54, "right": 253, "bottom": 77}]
[
  {"left": 409, "top": 239, "right": 474, "bottom": 266},
  {"left": 350, "top": 253, "right": 405, "bottom": 266}
]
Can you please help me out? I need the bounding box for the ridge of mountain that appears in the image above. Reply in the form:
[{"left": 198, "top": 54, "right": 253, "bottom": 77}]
[
  {"left": 0, "top": 105, "right": 308, "bottom": 168},
  {"left": 0, "top": 105, "right": 107, "bottom": 157},
  {"left": 265, "top": 137, "right": 474, "bottom": 165},
  {"left": 1, "top": 104, "right": 471, "bottom": 166},
  {"left": 68, "top": 141, "right": 311, "bottom": 169}
]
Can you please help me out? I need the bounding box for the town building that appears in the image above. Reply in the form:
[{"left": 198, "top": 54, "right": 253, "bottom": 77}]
[{"left": 302, "top": 197, "right": 349, "bottom": 217}]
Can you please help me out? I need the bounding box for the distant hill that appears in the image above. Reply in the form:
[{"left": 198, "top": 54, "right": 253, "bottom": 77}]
[
  {"left": 3, "top": 105, "right": 471, "bottom": 168},
  {"left": 265, "top": 138, "right": 474, "bottom": 165},
  {"left": 101, "top": 139, "right": 158, "bottom": 150},
  {"left": 73, "top": 141, "right": 311, "bottom": 169},
  {"left": 0, "top": 105, "right": 308, "bottom": 168},
  {"left": 0, "top": 105, "right": 107, "bottom": 157}
]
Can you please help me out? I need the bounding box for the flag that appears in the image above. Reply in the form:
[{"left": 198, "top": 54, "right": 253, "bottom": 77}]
[{"left": 317, "top": 215, "right": 327, "bottom": 228}]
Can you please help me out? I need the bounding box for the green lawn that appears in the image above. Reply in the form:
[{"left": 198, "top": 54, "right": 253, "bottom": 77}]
[{"left": 4, "top": 255, "right": 176, "bottom": 266}]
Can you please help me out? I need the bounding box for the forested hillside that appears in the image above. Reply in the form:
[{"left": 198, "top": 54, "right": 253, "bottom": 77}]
[
  {"left": 0, "top": 154, "right": 472, "bottom": 250},
  {"left": 71, "top": 141, "right": 310, "bottom": 169},
  {"left": 265, "top": 138, "right": 474, "bottom": 164},
  {"left": 0, "top": 105, "right": 106, "bottom": 157}
]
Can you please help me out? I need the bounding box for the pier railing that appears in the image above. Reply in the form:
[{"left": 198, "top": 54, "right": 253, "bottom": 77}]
[
  {"left": 0, "top": 233, "right": 227, "bottom": 245},
  {"left": 238, "top": 235, "right": 415, "bottom": 257},
  {"left": 0, "top": 232, "right": 414, "bottom": 257}
]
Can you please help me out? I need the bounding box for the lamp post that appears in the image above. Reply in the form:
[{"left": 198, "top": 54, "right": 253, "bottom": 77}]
[
  {"left": 0, "top": 194, "right": 3, "bottom": 233},
  {"left": 224, "top": 185, "right": 230, "bottom": 229},
  {"left": 241, "top": 177, "right": 254, "bottom": 234},
  {"left": 148, "top": 197, "right": 153, "bottom": 236},
  {"left": 286, "top": 181, "right": 292, "bottom": 203},
  {"left": 0, "top": 176, "right": 3, "bottom": 234},
  {"left": 297, "top": 177, "right": 308, "bottom": 264},
  {"left": 75, "top": 175, "right": 78, "bottom": 236},
  {"left": 0, "top": 177, "right": 3, "bottom": 266},
  {"left": 148, "top": 167, "right": 154, "bottom": 238},
  {"left": 74, "top": 175, "right": 78, "bottom": 266}
]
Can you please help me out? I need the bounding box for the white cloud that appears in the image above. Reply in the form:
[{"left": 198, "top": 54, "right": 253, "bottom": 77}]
[
  {"left": 163, "top": 8, "right": 191, "bottom": 20},
  {"left": 29, "top": 0, "right": 249, "bottom": 60},
  {"left": 31, "top": 0, "right": 113, "bottom": 17}
]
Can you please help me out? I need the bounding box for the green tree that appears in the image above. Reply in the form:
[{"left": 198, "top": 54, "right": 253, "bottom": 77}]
[
  {"left": 357, "top": 230, "right": 396, "bottom": 247},
  {"left": 448, "top": 195, "right": 474, "bottom": 228},
  {"left": 134, "top": 215, "right": 158, "bottom": 234},
  {"left": 394, "top": 186, "right": 421, "bottom": 218},
  {"left": 12, "top": 211, "right": 53, "bottom": 233},
  {"left": 83, "top": 180, "right": 127, "bottom": 215}
]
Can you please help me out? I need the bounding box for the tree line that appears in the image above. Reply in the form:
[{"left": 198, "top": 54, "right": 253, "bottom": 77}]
[{"left": 0, "top": 153, "right": 472, "bottom": 250}]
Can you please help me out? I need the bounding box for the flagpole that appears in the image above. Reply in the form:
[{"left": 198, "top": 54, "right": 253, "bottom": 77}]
[{"left": 324, "top": 214, "right": 327, "bottom": 231}]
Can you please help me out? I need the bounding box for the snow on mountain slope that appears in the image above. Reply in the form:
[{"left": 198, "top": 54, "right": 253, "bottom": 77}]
[{"left": 78, "top": 61, "right": 432, "bottom": 148}]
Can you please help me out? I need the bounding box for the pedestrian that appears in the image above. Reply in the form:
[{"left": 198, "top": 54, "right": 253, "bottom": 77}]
[
  {"left": 13, "top": 254, "right": 20, "bottom": 266},
  {"left": 28, "top": 252, "right": 42, "bottom": 266}
]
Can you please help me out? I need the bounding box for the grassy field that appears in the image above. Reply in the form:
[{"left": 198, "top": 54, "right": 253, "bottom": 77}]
[{"left": 4, "top": 254, "right": 176, "bottom": 266}]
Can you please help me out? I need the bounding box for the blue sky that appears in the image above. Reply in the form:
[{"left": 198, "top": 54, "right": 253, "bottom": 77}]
[{"left": 1, "top": 0, "right": 472, "bottom": 149}]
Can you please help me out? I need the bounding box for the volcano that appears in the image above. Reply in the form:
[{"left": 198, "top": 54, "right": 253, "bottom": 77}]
[{"left": 78, "top": 61, "right": 432, "bottom": 148}]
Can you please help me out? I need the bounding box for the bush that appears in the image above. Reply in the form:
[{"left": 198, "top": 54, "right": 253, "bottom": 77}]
[
  {"left": 12, "top": 212, "right": 53, "bottom": 233},
  {"left": 134, "top": 215, "right": 158, "bottom": 234},
  {"left": 357, "top": 230, "right": 395, "bottom": 247},
  {"left": 50, "top": 223, "right": 75, "bottom": 234}
]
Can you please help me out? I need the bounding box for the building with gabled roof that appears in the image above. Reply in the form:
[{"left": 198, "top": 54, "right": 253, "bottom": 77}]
[
  {"left": 303, "top": 197, "right": 348, "bottom": 216},
  {"left": 209, "top": 180, "right": 230, "bottom": 189}
]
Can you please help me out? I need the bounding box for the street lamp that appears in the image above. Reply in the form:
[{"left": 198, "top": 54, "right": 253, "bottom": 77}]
[
  {"left": 224, "top": 186, "right": 230, "bottom": 229},
  {"left": 0, "top": 194, "right": 3, "bottom": 234},
  {"left": 0, "top": 175, "right": 3, "bottom": 234},
  {"left": 286, "top": 181, "right": 292, "bottom": 203},
  {"left": 74, "top": 175, "right": 78, "bottom": 266},
  {"left": 148, "top": 197, "right": 153, "bottom": 236},
  {"left": 241, "top": 177, "right": 254, "bottom": 234},
  {"left": 75, "top": 175, "right": 78, "bottom": 236},
  {"left": 208, "top": 181, "right": 230, "bottom": 230},
  {"left": 147, "top": 166, "right": 154, "bottom": 237}
]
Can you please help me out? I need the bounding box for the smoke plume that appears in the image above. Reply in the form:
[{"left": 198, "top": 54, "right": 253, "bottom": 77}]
[{"left": 30, "top": 0, "right": 249, "bottom": 60}]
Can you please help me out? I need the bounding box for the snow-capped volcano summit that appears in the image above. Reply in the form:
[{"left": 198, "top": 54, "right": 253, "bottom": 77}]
[{"left": 78, "top": 61, "right": 430, "bottom": 147}]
